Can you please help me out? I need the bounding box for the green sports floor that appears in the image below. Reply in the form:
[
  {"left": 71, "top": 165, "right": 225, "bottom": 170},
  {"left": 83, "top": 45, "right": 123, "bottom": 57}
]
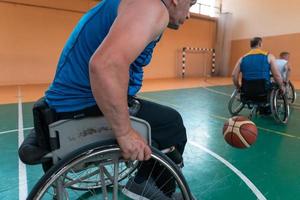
[{"left": 1, "top": 85, "right": 300, "bottom": 200}]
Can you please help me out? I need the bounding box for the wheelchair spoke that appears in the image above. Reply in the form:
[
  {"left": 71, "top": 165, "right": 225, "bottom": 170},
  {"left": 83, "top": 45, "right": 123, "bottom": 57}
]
[
  {"left": 102, "top": 165, "right": 115, "bottom": 183},
  {"left": 149, "top": 173, "right": 174, "bottom": 199},
  {"left": 286, "top": 81, "right": 296, "bottom": 104},
  {"left": 271, "top": 89, "right": 289, "bottom": 123},
  {"left": 113, "top": 157, "right": 119, "bottom": 200},
  {"left": 56, "top": 177, "right": 68, "bottom": 200},
  {"left": 141, "top": 160, "right": 158, "bottom": 197},
  {"left": 60, "top": 154, "right": 137, "bottom": 192},
  {"left": 64, "top": 168, "right": 100, "bottom": 188},
  {"left": 100, "top": 164, "right": 109, "bottom": 199},
  {"left": 228, "top": 89, "right": 244, "bottom": 115},
  {"left": 29, "top": 146, "right": 192, "bottom": 200}
]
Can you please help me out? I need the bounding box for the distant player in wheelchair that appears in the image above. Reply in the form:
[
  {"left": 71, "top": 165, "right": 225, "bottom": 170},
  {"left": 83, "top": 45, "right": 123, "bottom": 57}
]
[
  {"left": 229, "top": 37, "right": 289, "bottom": 123},
  {"left": 18, "top": 0, "right": 197, "bottom": 199},
  {"left": 275, "top": 52, "right": 297, "bottom": 104}
]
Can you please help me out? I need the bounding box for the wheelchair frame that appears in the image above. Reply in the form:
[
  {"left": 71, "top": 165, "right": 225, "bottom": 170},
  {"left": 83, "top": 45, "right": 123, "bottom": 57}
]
[
  {"left": 286, "top": 80, "right": 297, "bottom": 104},
  {"left": 27, "top": 116, "right": 193, "bottom": 200},
  {"left": 228, "top": 86, "right": 290, "bottom": 124}
]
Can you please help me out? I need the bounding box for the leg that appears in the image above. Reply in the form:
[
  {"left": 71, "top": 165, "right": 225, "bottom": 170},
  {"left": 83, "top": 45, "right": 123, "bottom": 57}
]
[
  {"left": 18, "top": 129, "right": 49, "bottom": 165},
  {"left": 134, "top": 98, "right": 187, "bottom": 154},
  {"left": 132, "top": 97, "right": 187, "bottom": 196}
]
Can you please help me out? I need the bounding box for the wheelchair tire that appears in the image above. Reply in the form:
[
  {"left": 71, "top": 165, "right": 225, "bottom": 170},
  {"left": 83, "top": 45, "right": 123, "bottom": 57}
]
[
  {"left": 27, "top": 140, "right": 193, "bottom": 200},
  {"left": 270, "top": 89, "right": 289, "bottom": 124},
  {"left": 287, "top": 81, "right": 296, "bottom": 104},
  {"left": 228, "top": 89, "right": 244, "bottom": 116}
]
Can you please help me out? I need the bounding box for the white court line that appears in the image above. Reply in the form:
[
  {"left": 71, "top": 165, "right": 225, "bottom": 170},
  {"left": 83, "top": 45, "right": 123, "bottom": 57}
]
[
  {"left": 203, "top": 84, "right": 300, "bottom": 109},
  {"left": 202, "top": 86, "right": 231, "bottom": 97},
  {"left": 143, "top": 94, "right": 300, "bottom": 139},
  {"left": 189, "top": 141, "right": 267, "bottom": 200},
  {"left": 17, "top": 88, "right": 28, "bottom": 200},
  {"left": 138, "top": 96, "right": 180, "bottom": 109},
  {"left": 0, "top": 127, "right": 33, "bottom": 135}
]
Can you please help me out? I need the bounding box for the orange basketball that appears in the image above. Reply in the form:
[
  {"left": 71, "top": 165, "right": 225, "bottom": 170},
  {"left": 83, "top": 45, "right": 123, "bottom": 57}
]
[{"left": 223, "top": 116, "right": 258, "bottom": 148}]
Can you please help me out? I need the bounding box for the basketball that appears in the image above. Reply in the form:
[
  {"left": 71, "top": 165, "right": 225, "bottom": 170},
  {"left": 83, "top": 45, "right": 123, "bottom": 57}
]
[{"left": 223, "top": 116, "right": 258, "bottom": 148}]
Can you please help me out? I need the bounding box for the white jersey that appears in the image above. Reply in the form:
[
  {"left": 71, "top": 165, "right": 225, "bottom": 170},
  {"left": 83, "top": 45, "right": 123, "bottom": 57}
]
[{"left": 275, "top": 59, "right": 288, "bottom": 81}]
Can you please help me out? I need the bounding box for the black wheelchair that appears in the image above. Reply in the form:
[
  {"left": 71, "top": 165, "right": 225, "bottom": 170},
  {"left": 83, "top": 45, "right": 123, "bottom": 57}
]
[
  {"left": 19, "top": 98, "right": 193, "bottom": 200},
  {"left": 228, "top": 79, "right": 290, "bottom": 124}
]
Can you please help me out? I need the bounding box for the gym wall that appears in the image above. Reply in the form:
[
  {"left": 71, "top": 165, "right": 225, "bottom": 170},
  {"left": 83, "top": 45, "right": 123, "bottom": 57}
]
[
  {"left": 145, "top": 17, "right": 216, "bottom": 79},
  {"left": 0, "top": 0, "right": 216, "bottom": 86},
  {"left": 0, "top": 0, "right": 95, "bottom": 86},
  {"left": 222, "top": 0, "right": 300, "bottom": 80}
]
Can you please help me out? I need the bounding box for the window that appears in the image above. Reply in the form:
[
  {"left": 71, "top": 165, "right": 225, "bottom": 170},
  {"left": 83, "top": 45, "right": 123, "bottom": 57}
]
[{"left": 190, "top": 0, "right": 221, "bottom": 17}]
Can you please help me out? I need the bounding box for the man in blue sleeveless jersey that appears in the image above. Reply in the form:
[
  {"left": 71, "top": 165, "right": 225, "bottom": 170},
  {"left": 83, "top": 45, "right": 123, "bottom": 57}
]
[
  {"left": 232, "top": 37, "right": 285, "bottom": 95},
  {"left": 232, "top": 37, "right": 285, "bottom": 115},
  {"left": 45, "top": 0, "right": 196, "bottom": 199}
]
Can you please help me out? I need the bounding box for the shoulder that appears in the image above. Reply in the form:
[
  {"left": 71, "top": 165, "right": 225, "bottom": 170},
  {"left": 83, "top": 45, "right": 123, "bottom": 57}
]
[
  {"left": 117, "top": 0, "right": 169, "bottom": 35},
  {"left": 267, "top": 54, "right": 277, "bottom": 65},
  {"left": 119, "top": 0, "right": 168, "bottom": 23},
  {"left": 276, "top": 59, "right": 288, "bottom": 65},
  {"left": 235, "top": 57, "right": 243, "bottom": 69},
  {"left": 240, "top": 54, "right": 247, "bottom": 63},
  {"left": 268, "top": 53, "right": 276, "bottom": 60},
  {"left": 238, "top": 57, "right": 244, "bottom": 63},
  {"left": 261, "top": 50, "right": 269, "bottom": 55}
]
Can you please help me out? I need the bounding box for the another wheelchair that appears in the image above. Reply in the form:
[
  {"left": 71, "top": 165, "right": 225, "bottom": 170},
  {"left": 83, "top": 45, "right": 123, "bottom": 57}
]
[
  {"left": 228, "top": 79, "right": 290, "bottom": 124},
  {"left": 286, "top": 80, "right": 297, "bottom": 104},
  {"left": 20, "top": 99, "right": 193, "bottom": 200}
]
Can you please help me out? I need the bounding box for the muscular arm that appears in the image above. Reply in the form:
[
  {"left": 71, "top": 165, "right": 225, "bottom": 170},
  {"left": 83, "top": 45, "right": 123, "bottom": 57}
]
[
  {"left": 286, "top": 63, "right": 291, "bottom": 82},
  {"left": 89, "top": 0, "right": 168, "bottom": 160},
  {"left": 232, "top": 58, "right": 242, "bottom": 89}
]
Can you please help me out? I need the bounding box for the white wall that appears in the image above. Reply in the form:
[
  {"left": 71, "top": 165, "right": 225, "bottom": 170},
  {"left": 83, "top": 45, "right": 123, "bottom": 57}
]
[{"left": 222, "top": 0, "right": 300, "bottom": 40}]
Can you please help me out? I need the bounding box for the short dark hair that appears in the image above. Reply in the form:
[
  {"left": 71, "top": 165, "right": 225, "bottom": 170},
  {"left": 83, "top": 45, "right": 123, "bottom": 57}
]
[
  {"left": 280, "top": 51, "right": 290, "bottom": 58},
  {"left": 250, "top": 37, "right": 262, "bottom": 48}
]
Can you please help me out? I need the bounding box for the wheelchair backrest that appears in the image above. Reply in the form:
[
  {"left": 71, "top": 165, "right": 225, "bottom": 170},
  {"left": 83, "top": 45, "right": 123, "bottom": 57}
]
[
  {"left": 241, "top": 79, "right": 271, "bottom": 102},
  {"left": 48, "top": 116, "right": 151, "bottom": 160}
]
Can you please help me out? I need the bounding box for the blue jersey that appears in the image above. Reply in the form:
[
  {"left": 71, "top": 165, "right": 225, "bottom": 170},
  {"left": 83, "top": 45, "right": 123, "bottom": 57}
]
[
  {"left": 45, "top": 0, "right": 160, "bottom": 112},
  {"left": 240, "top": 49, "right": 271, "bottom": 81}
]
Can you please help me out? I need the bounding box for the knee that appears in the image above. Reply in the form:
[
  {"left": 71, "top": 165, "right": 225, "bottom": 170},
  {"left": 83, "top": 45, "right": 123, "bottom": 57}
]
[
  {"left": 18, "top": 130, "right": 49, "bottom": 165},
  {"left": 169, "top": 109, "right": 185, "bottom": 129},
  {"left": 171, "top": 111, "right": 187, "bottom": 150}
]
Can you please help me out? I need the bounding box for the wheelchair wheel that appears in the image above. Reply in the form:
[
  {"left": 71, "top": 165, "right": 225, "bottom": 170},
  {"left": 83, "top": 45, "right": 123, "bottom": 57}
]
[
  {"left": 28, "top": 141, "right": 192, "bottom": 200},
  {"left": 271, "top": 89, "right": 289, "bottom": 124},
  {"left": 287, "top": 81, "right": 296, "bottom": 104},
  {"left": 64, "top": 160, "right": 138, "bottom": 190},
  {"left": 228, "top": 89, "right": 244, "bottom": 116}
]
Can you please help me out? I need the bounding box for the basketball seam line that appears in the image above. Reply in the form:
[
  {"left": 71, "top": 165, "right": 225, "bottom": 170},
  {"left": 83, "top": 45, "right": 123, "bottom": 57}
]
[
  {"left": 225, "top": 118, "right": 251, "bottom": 147},
  {"left": 224, "top": 125, "right": 257, "bottom": 140}
]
